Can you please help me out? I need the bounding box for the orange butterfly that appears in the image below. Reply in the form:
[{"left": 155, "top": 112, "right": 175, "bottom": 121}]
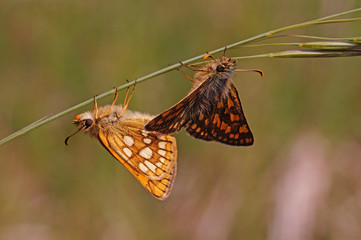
[
  {"left": 66, "top": 87, "right": 177, "bottom": 200},
  {"left": 145, "top": 53, "right": 263, "bottom": 146}
]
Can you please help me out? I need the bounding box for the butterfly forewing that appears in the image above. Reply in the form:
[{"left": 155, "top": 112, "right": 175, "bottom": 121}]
[
  {"left": 98, "top": 119, "right": 177, "bottom": 200},
  {"left": 144, "top": 92, "right": 196, "bottom": 134}
]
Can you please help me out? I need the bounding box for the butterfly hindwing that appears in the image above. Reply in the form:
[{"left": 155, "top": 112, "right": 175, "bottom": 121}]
[
  {"left": 186, "top": 83, "right": 254, "bottom": 146},
  {"left": 98, "top": 121, "right": 177, "bottom": 200}
]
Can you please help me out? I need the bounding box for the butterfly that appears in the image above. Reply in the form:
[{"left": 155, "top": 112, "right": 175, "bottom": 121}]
[
  {"left": 145, "top": 53, "right": 263, "bottom": 146},
  {"left": 65, "top": 87, "right": 177, "bottom": 200}
]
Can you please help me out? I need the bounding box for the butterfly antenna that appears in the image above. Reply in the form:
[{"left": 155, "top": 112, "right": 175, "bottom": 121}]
[
  {"left": 203, "top": 53, "right": 216, "bottom": 61},
  {"left": 204, "top": 53, "right": 222, "bottom": 66},
  {"left": 234, "top": 68, "right": 264, "bottom": 77}
]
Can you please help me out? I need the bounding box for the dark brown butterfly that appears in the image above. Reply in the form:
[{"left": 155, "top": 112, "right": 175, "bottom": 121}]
[{"left": 145, "top": 54, "right": 263, "bottom": 146}]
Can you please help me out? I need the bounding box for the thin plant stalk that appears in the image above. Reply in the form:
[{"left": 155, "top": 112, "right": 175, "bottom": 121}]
[{"left": 0, "top": 7, "right": 360, "bottom": 146}]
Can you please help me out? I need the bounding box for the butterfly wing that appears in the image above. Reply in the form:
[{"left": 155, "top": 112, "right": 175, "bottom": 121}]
[
  {"left": 186, "top": 83, "right": 254, "bottom": 146},
  {"left": 144, "top": 90, "right": 199, "bottom": 134},
  {"left": 144, "top": 73, "right": 224, "bottom": 134},
  {"left": 98, "top": 119, "right": 177, "bottom": 200}
]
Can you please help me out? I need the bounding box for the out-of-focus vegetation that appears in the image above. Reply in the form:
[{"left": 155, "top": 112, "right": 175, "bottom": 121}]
[{"left": 0, "top": 1, "right": 360, "bottom": 239}]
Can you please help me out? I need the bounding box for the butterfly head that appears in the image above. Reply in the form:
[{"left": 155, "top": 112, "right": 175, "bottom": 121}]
[
  {"left": 215, "top": 56, "right": 236, "bottom": 74},
  {"left": 203, "top": 54, "right": 235, "bottom": 74},
  {"left": 73, "top": 112, "right": 96, "bottom": 130},
  {"left": 65, "top": 112, "right": 97, "bottom": 145}
]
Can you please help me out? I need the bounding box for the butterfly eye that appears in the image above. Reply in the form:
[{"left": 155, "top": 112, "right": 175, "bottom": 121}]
[
  {"left": 85, "top": 119, "right": 93, "bottom": 128},
  {"left": 216, "top": 65, "right": 225, "bottom": 72}
]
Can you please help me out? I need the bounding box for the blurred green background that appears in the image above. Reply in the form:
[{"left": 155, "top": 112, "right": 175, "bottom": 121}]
[{"left": 0, "top": 0, "right": 360, "bottom": 239}]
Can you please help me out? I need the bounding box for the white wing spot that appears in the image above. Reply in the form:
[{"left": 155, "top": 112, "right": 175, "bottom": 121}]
[
  {"left": 123, "top": 136, "right": 134, "bottom": 146},
  {"left": 123, "top": 147, "right": 133, "bottom": 157},
  {"left": 142, "top": 132, "right": 148, "bottom": 137},
  {"left": 115, "top": 149, "right": 128, "bottom": 161},
  {"left": 156, "top": 162, "right": 163, "bottom": 168},
  {"left": 143, "top": 138, "right": 152, "bottom": 144},
  {"left": 160, "top": 157, "right": 166, "bottom": 163},
  {"left": 139, "top": 147, "right": 153, "bottom": 159},
  {"left": 158, "top": 149, "right": 166, "bottom": 157},
  {"left": 139, "top": 163, "right": 148, "bottom": 173},
  {"left": 158, "top": 141, "right": 166, "bottom": 149},
  {"left": 145, "top": 160, "right": 157, "bottom": 173},
  {"left": 159, "top": 135, "right": 167, "bottom": 141}
]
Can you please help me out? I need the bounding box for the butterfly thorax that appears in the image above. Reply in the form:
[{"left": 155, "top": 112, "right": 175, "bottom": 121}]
[
  {"left": 74, "top": 105, "right": 124, "bottom": 137},
  {"left": 186, "top": 57, "right": 235, "bottom": 121}
]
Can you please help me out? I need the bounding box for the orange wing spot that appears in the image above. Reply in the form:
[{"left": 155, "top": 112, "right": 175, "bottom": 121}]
[
  {"left": 196, "top": 127, "right": 201, "bottom": 133},
  {"left": 200, "top": 132, "right": 204, "bottom": 136},
  {"left": 235, "top": 133, "right": 240, "bottom": 139},
  {"left": 179, "top": 111, "right": 185, "bottom": 118},
  {"left": 156, "top": 168, "right": 163, "bottom": 175},
  {"left": 204, "top": 119, "right": 209, "bottom": 125},
  {"left": 213, "top": 114, "right": 220, "bottom": 125},
  {"left": 175, "top": 103, "right": 184, "bottom": 110},
  {"left": 166, "top": 113, "right": 177, "bottom": 121},
  {"left": 224, "top": 108, "right": 230, "bottom": 114},
  {"left": 199, "top": 114, "right": 204, "bottom": 121},
  {"left": 230, "top": 114, "right": 240, "bottom": 121},
  {"left": 239, "top": 139, "right": 244, "bottom": 144},
  {"left": 162, "top": 112, "right": 169, "bottom": 117},
  {"left": 230, "top": 134, "right": 235, "bottom": 139},
  {"left": 246, "top": 138, "right": 253, "bottom": 144},
  {"left": 225, "top": 126, "right": 231, "bottom": 133},
  {"left": 239, "top": 124, "right": 249, "bottom": 133},
  {"left": 213, "top": 132, "right": 217, "bottom": 137},
  {"left": 217, "top": 101, "right": 223, "bottom": 108},
  {"left": 220, "top": 122, "right": 228, "bottom": 130},
  {"left": 191, "top": 123, "right": 197, "bottom": 129},
  {"left": 227, "top": 98, "right": 234, "bottom": 108},
  {"left": 217, "top": 120, "right": 221, "bottom": 128},
  {"left": 75, "top": 115, "right": 80, "bottom": 120},
  {"left": 157, "top": 119, "right": 164, "bottom": 125}
]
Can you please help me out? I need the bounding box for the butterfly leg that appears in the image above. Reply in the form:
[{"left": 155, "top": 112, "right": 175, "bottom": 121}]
[
  {"left": 97, "top": 88, "right": 119, "bottom": 119},
  {"left": 179, "top": 61, "right": 201, "bottom": 71},
  {"left": 177, "top": 68, "right": 194, "bottom": 82},
  {"left": 111, "top": 88, "right": 119, "bottom": 107},
  {"left": 222, "top": 46, "right": 228, "bottom": 57},
  {"left": 93, "top": 95, "right": 99, "bottom": 119},
  {"left": 118, "top": 80, "right": 137, "bottom": 117}
]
